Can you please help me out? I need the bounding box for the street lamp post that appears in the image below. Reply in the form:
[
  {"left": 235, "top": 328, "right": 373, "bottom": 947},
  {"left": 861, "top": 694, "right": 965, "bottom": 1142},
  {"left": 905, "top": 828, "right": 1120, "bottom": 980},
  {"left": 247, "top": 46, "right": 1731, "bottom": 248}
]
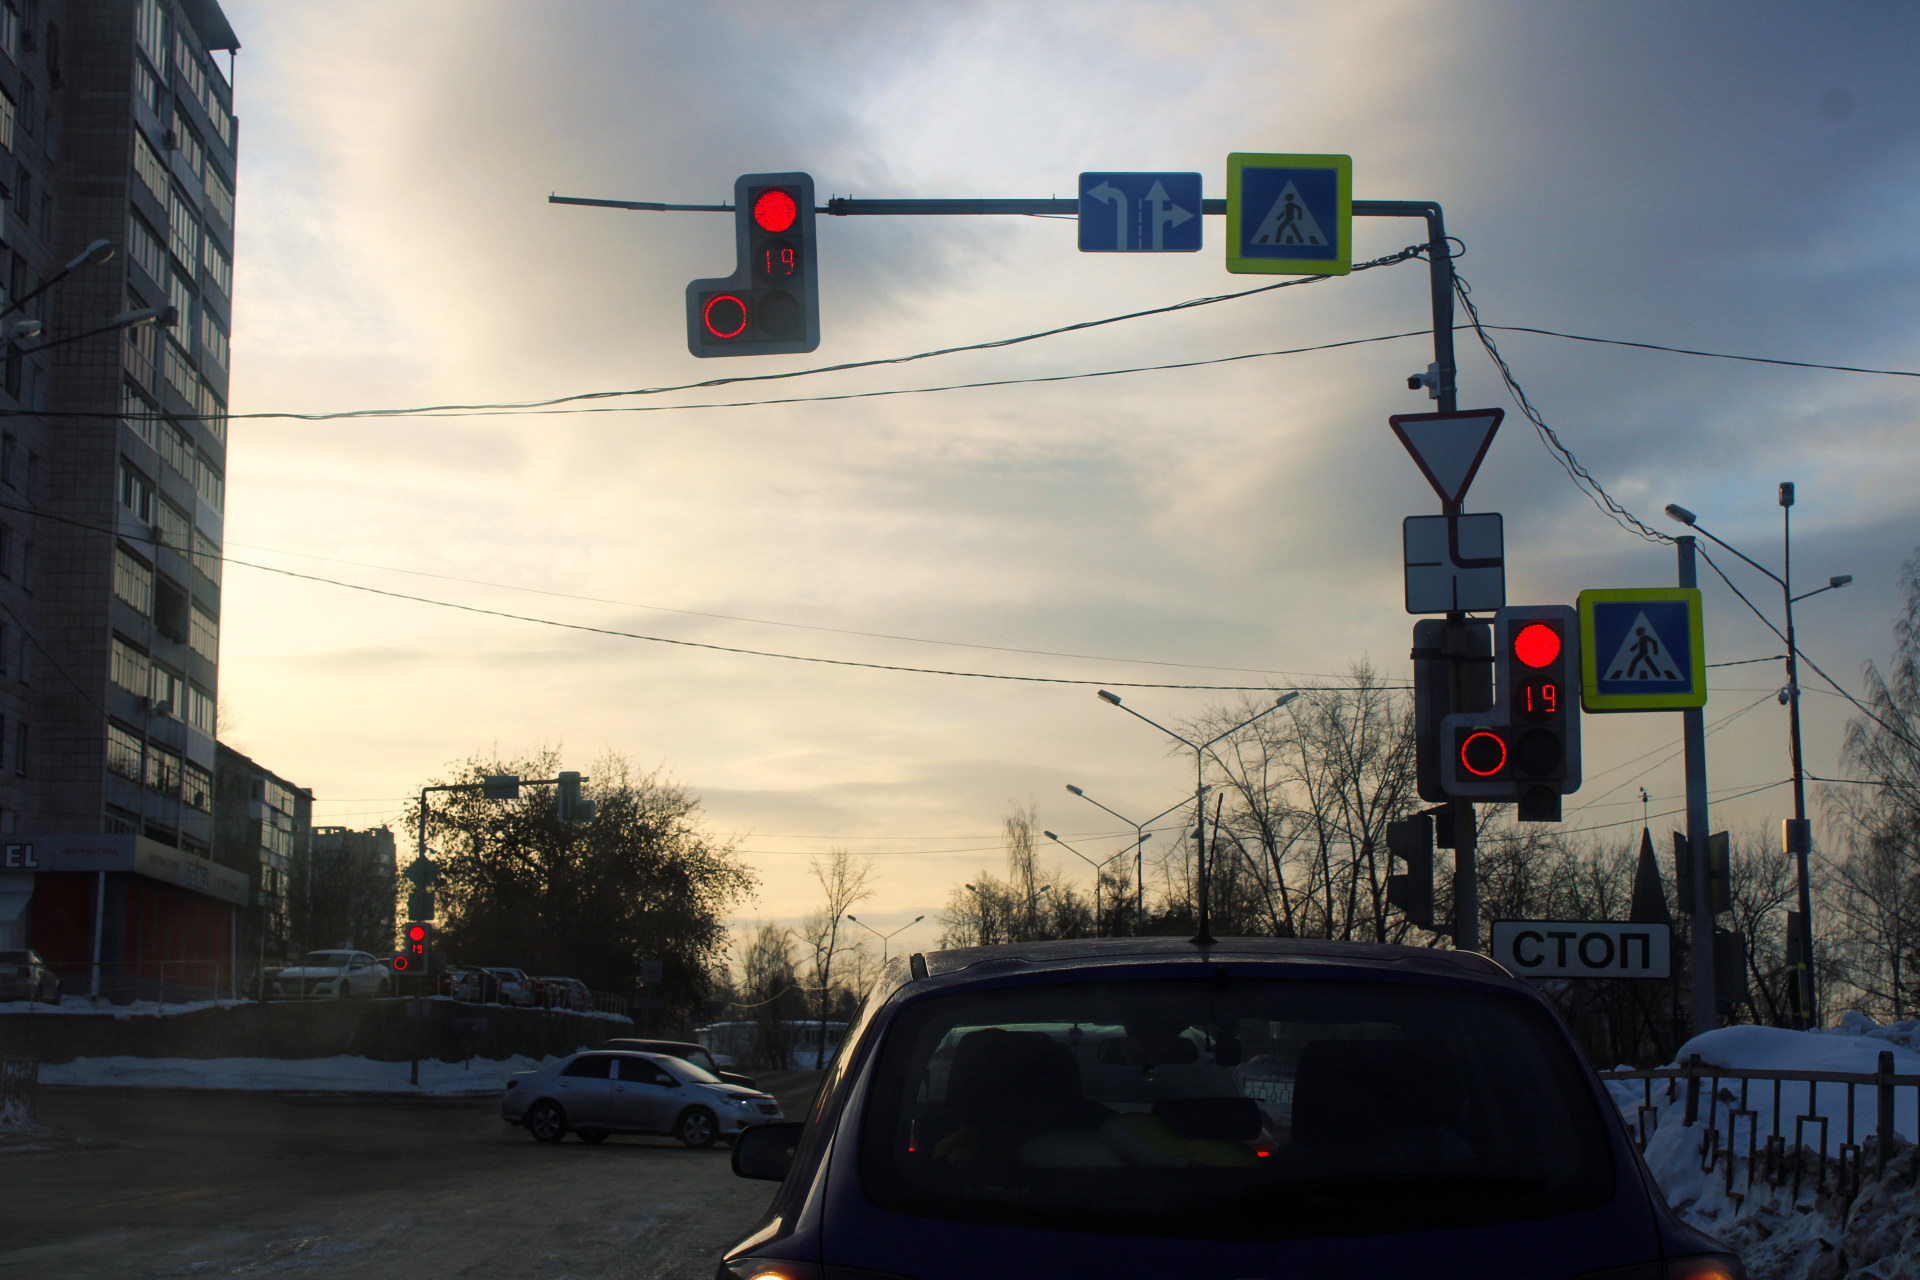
[
  {"left": 1064, "top": 786, "right": 1189, "bottom": 936},
  {"left": 843, "top": 913, "right": 924, "bottom": 972},
  {"left": 1095, "top": 691, "right": 1301, "bottom": 944},
  {"left": 1665, "top": 489, "right": 1850, "bottom": 1029},
  {"left": 1042, "top": 831, "right": 1134, "bottom": 936}
]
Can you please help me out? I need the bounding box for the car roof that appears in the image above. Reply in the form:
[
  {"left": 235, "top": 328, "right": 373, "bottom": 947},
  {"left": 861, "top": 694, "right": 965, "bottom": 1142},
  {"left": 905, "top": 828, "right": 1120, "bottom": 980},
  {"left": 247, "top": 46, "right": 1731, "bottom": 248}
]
[{"left": 910, "top": 936, "right": 1513, "bottom": 986}]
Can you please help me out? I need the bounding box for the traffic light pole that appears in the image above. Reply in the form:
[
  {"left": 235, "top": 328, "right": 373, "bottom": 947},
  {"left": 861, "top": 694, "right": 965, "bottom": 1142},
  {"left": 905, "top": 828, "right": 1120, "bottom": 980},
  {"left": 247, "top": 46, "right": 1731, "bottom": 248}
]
[{"left": 1676, "top": 536, "right": 1718, "bottom": 1037}]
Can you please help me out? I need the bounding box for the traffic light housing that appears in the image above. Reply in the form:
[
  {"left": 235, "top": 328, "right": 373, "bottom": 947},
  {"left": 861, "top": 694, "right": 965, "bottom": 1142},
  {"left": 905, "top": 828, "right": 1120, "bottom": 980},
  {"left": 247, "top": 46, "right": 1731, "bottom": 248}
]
[
  {"left": 686, "top": 172, "right": 820, "bottom": 357},
  {"left": 402, "top": 921, "right": 431, "bottom": 970},
  {"left": 1411, "top": 618, "right": 1492, "bottom": 803},
  {"left": 1385, "top": 813, "right": 1435, "bottom": 927},
  {"left": 1441, "top": 605, "right": 1581, "bottom": 820},
  {"left": 557, "top": 771, "right": 596, "bottom": 824}
]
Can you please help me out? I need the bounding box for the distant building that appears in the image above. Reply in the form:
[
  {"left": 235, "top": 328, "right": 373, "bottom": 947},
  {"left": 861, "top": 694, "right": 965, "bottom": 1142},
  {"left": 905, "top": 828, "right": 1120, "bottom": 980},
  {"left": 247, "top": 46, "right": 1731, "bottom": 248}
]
[
  {"left": 212, "top": 742, "right": 309, "bottom": 985},
  {"left": 307, "top": 824, "right": 397, "bottom": 955},
  {"left": 1, "top": 0, "right": 243, "bottom": 999}
]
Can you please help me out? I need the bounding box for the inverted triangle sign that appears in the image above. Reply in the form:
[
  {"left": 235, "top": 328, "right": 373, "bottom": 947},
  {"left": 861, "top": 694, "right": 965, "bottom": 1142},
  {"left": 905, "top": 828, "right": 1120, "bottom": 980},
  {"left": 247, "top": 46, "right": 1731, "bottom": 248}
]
[{"left": 1389, "top": 408, "right": 1504, "bottom": 511}]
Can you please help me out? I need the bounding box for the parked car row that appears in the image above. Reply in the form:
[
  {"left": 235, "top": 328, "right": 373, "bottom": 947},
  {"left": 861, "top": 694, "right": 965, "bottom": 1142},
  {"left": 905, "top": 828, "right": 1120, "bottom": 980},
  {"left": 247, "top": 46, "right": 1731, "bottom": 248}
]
[{"left": 441, "top": 964, "right": 592, "bottom": 1011}]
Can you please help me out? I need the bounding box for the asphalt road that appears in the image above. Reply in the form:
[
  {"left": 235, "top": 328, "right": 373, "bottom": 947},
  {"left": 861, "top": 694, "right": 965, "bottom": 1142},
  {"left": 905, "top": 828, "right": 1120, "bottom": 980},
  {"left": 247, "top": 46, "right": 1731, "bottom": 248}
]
[{"left": 0, "top": 1073, "right": 819, "bottom": 1280}]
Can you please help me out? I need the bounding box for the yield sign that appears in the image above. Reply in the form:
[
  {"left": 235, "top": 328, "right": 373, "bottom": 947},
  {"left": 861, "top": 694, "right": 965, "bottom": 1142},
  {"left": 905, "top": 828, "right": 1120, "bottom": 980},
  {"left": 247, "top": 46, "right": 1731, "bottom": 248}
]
[{"left": 1388, "top": 408, "right": 1504, "bottom": 512}]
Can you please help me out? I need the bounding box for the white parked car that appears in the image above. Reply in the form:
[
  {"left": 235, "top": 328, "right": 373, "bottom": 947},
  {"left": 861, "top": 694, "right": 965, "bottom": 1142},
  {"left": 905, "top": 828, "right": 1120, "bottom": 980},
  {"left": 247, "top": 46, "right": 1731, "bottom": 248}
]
[
  {"left": 482, "top": 966, "right": 536, "bottom": 1007},
  {"left": 273, "top": 950, "right": 391, "bottom": 999},
  {"left": 501, "top": 1050, "right": 784, "bottom": 1148}
]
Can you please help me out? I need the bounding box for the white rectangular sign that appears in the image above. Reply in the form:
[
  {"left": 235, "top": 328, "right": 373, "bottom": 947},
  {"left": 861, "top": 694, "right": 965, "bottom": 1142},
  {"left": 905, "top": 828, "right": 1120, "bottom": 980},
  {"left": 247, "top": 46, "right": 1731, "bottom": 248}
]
[
  {"left": 1490, "top": 920, "right": 1671, "bottom": 979},
  {"left": 1404, "top": 513, "right": 1504, "bottom": 614}
]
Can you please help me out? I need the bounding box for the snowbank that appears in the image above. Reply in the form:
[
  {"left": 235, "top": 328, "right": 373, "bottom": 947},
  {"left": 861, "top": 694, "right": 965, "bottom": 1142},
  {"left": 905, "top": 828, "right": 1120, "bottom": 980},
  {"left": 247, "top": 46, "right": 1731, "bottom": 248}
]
[
  {"left": 0, "top": 996, "right": 252, "bottom": 1017},
  {"left": 1612, "top": 1013, "right": 1920, "bottom": 1280},
  {"left": 38, "top": 1052, "right": 559, "bottom": 1095}
]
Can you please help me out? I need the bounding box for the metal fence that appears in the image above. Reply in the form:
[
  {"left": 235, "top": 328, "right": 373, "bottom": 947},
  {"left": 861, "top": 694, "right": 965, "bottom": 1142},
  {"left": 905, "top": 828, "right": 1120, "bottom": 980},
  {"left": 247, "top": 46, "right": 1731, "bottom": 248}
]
[
  {"left": 34, "top": 959, "right": 242, "bottom": 1006},
  {"left": 1599, "top": 1051, "right": 1919, "bottom": 1203}
]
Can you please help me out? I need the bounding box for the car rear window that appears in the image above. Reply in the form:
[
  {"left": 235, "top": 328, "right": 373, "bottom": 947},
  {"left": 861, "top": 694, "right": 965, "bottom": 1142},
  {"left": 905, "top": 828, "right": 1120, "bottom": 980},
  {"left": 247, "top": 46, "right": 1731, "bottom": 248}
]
[{"left": 859, "top": 976, "right": 1614, "bottom": 1241}]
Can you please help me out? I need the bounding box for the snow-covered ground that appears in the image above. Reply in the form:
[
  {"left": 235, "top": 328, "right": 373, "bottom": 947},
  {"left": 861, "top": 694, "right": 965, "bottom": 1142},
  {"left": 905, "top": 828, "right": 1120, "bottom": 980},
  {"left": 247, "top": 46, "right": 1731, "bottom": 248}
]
[
  {"left": 38, "top": 1052, "right": 558, "bottom": 1095},
  {"left": 0, "top": 994, "right": 634, "bottom": 1022},
  {"left": 1608, "top": 1013, "right": 1920, "bottom": 1280}
]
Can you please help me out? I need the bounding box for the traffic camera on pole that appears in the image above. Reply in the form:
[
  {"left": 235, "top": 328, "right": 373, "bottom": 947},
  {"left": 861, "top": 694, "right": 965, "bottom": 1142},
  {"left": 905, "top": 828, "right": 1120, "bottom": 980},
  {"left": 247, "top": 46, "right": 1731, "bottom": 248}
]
[
  {"left": 1441, "top": 605, "right": 1582, "bottom": 821},
  {"left": 686, "top": 173, "right": 819, "bottom": 357}
]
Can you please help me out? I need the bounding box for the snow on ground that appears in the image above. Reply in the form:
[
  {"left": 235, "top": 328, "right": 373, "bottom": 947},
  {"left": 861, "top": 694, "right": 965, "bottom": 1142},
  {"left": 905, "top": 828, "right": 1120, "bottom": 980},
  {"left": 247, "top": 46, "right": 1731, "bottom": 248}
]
[
  {"left": 0, "top": 994, "right": 634, "bottom": 1022},
  {"left": 1612, "top": 1013, "right": 1920, "bottom": 1280},
  {"left": 38, "top": 1052, "right": 559, "bottom": 1095}
]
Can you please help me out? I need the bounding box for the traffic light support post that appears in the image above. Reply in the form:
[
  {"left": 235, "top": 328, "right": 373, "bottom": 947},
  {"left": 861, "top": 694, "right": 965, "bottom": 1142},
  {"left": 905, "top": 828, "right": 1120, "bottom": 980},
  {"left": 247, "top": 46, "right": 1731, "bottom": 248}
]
[{"left": 1675, "top": 536, "right": 1718, "bottom": 1037}]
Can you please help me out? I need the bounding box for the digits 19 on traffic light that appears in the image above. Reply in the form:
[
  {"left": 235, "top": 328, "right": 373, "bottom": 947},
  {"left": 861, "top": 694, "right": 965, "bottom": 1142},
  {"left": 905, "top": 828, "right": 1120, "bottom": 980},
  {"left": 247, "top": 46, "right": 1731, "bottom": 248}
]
[
  {"left": 1443, "top": 604, "right": 1582, "bottom": 822},
  {"left": 686, "top": 172, "right": 819, "bottom": 357}
]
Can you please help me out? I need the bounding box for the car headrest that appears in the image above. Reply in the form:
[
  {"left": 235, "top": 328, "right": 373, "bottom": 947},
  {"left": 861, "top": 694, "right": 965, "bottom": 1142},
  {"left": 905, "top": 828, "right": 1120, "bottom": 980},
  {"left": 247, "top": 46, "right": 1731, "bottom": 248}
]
[{"left": 948, "top": 1027, "right": 1082, "bottom": 1110}]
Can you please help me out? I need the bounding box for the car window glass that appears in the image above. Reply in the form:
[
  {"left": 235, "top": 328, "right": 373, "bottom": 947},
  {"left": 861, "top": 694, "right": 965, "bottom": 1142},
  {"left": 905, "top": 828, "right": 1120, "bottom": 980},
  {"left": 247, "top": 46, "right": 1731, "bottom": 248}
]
[
  {"left": 560, "top": 1055, "right": 613, "bottom": 1079},
  {"left": 657, "top": 1054, "right": 720, "bottom": 1085},
  {"left": 860, "top": 977, "right": 1613, "bottom": 1242},
  {"left": 622, "top": 1060, "right": 670, "bottom": 1086}
]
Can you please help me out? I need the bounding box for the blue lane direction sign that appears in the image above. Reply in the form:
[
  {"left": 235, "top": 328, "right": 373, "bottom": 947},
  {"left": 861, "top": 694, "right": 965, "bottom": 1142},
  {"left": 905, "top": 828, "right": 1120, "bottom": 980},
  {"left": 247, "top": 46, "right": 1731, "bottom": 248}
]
[
  {"left": 1077, "top": 172, "right": 1202, "bottom": 252},
  {"left": 1226, "top": 152, "right": 1351, "bottom": 275},
  {"left": 1577, "top": 587, "right": 1707, "bottom": 712},
  {"left": 1404, "top": 513, "right": 1505, "bottom": 614}
]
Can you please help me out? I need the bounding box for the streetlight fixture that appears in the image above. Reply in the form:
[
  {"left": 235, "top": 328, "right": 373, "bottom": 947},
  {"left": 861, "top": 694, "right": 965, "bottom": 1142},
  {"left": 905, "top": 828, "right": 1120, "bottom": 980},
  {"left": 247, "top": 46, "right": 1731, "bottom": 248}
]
[
  {"left": 843, "top": 913, "right": 924, "bottom": 971},
  {"left": 1064, "top": 785, "right": 1189, "bottom": 936},
  {"left": 0, "top": 238, "right": 115, "bottom": 323},
  {"left": 1095, "top": 690, "right": 1301, "bottom": 944},
  {"left": 1664, "top": 485, "right": 1850, "bottom": 1028},
  {"left": 1042, "top": 830, "right": 1134, "bottom": 936}
]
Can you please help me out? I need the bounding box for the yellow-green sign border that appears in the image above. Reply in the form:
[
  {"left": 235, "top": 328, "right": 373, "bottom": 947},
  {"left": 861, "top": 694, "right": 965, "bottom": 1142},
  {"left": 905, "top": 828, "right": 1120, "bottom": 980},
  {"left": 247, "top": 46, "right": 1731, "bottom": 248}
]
[
  {"left": 1225, "top": 152, "right": 1353, "bottom": 277},
  {"left": 1577, "top": 587, "right": 1707, "bottom": 712}
]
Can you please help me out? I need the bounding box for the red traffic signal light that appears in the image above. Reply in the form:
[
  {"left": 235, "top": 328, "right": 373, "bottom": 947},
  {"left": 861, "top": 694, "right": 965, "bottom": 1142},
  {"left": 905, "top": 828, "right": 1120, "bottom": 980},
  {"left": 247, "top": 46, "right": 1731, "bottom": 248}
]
[
  {"left": 1512, "top": 622, "right": 1561, "bottom": 668},
  {"left": 687, "top": 173, "right": 820, "bottom": 357},
  {"left": 404, "top": 922, "right": 432, "bottom": 964}
]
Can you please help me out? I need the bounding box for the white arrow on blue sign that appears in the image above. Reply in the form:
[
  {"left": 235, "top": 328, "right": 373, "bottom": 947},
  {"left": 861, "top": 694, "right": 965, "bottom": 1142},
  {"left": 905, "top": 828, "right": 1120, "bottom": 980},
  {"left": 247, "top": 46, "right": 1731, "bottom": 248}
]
[{"left": 1078, "top": 172, "right": 1202, "bottom": 253}]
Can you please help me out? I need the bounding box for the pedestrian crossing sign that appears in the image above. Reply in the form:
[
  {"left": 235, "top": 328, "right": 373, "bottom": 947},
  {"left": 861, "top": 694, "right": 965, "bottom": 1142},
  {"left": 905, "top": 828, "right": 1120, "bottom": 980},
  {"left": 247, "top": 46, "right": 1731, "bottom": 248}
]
[
  {"left": 1226, "top": 153, "right": 1351, "bottom": 276},
  {"left": 1577, "top": 587, "right": 1707, "bottom": 712}
]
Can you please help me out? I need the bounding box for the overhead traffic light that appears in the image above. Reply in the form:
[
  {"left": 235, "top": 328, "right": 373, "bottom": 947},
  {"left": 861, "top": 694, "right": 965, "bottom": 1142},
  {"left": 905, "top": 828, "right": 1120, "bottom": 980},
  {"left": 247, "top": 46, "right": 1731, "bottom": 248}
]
[
  {"left": 686, "top": 172, "right": 820, "bottom": 357},
  {"left": 557, "top": 771, "right": 596, "bottom": 824},
  {"left": 1441, "top": 605, "right": 1581, "bottom": 821}
]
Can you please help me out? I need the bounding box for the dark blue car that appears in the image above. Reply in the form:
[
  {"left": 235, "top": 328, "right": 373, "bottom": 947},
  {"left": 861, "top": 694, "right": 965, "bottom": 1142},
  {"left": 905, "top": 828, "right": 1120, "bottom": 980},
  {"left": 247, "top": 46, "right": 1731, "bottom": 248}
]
[{"left": 724, "top": 937, "right": 1741, "bottom": 1280}]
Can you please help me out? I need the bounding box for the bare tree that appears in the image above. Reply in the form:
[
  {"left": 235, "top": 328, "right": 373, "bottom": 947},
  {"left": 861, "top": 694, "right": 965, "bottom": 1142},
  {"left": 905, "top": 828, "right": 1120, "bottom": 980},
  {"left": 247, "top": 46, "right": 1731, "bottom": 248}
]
[{"left": 799, "top": 848, "right": 875, "bottom": 1058}]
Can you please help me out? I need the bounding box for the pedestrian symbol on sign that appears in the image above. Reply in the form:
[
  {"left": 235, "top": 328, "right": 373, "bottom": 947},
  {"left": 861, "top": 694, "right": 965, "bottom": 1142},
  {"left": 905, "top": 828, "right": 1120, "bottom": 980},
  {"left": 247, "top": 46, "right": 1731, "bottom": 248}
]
[
  {"left": 1251, "top": 181, "right": 1327, "bottom": 247},
  {"left": 1605, "top": 612, "right": 1682, "bottom": 682}
]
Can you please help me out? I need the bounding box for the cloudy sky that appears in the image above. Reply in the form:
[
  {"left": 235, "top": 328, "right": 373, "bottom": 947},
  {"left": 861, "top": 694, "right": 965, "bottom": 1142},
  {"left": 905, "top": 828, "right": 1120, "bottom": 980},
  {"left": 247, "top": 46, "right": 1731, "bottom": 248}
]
[{"left": 211, "top": 1, "right": 1920, "bottom": 952}]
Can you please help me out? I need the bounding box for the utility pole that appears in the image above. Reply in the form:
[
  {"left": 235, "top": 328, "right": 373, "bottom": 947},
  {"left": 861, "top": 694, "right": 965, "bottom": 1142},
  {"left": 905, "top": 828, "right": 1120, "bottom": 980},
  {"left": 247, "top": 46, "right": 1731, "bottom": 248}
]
[
  {"left": 1676, "top": 535, "right": 1717, "bottom": 1037},
  {"left": 1779, "top": 483, "right": 1816, "bottom": 1028}
]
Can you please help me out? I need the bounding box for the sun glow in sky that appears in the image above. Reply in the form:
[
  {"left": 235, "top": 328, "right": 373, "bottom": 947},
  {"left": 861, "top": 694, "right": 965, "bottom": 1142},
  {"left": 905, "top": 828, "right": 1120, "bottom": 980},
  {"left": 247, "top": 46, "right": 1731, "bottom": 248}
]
[{"left": 215, "top": 1, "right": 1920, "bottom": 951}]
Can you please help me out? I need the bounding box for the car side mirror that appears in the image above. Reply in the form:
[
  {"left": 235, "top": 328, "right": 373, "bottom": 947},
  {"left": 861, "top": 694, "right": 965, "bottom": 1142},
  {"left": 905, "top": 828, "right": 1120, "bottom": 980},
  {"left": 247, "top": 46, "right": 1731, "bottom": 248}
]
[{"left": 732, "top": 1121, "right": 803, "bottom": 1181}]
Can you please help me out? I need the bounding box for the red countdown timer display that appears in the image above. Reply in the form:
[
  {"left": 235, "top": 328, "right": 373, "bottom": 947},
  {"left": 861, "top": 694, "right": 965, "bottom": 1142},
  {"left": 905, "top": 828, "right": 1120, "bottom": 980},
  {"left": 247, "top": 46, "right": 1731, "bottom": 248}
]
[{"left": 1512, "top": 621, "right": 1562, "bottom": 724}]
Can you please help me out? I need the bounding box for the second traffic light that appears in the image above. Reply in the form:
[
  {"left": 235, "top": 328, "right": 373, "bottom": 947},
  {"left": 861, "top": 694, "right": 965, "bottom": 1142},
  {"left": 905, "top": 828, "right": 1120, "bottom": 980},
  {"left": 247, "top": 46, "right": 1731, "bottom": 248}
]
[
  {"left": 1442, "top": 605, "right": 1582, "bottom": 821},
  {"left": 397, "top": 921, "right": 431, "bottom": 973},
  {"left": 686, "top": 172, "right": 819, "bottom": 357}
]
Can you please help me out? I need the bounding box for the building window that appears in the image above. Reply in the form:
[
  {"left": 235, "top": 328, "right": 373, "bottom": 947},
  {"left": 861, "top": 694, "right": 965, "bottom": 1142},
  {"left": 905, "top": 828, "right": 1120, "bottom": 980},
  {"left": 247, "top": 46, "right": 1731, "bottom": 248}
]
[
  {"left": 122, "top": 382, "right": 159, "bottom": 451},
  {"left": 186, "top": 682, "right": 213, "bottom": 734},
  {"left": 149, "top": 663, "right": 180, "bottom": 716},
  {"left": 119, "top": 458, "right": 154, "bottom": 522},
  {"left": 0, "top": 4, "right": 17, "bottom": 61},
  {"left": 12, "top": 719, "right": 23, "bottom": 775},
  {"left": 203, "top": 165, "right": 234, "bottom": 227},
  {"left": 144, "top": 743, "right": 179, "bottom": 794},
  {"left": 110, "top": 635, "right": 149, "bottom": 694},
  {"left": 135, "top": 0, "right": 165, "bottom": 70},
  {"left": 192, "top": 528, "right": 221, "bottom": 586},
  {"left": 172, "top": 110, "right": 204, "bottom": 182},
  {"left": 0, "top": 621, "right": 8, "bottom": 673},
  {"left": 199, "top": 306, "right": 228, "bottom": 370},
  {"left": 185, "top": 761, "right": 212, "bottom": 810},
  {"left": 189, "top": 603, "right": 217, "bottom": 660},
  {"left": 156, "top": 496, "right": 190, "bottom": 551},
  {"left": 0, "top": 88, "right": 13, "bottom": 153},
  {"left": 114, "top": 544, "right": 154, "bottom": 614},
  {"left": 0, "top": 432, "right": 12, "bottom": 485},
  {"left": 127, "top": 212, "right": 165, "bottom": 286},
  {"left": 0, "top": 524, "right": 10, "bottom": 578},
  {"left": 201, "top": 233, "right": 231, "bottom": 296},
  {"left": 167, "top": 187, "right": 200, "bottom": 270},
  {"left": 22, "top": 450, "right": 32, "bottom": 500},
  {"left": 194, "top": 451, "right": 222, "bottom": 511},
  {"left": 132, "top": 129, "right": 167, "bottom": 203},
  {"left": 133, "top": 54, "right": 159, "bottom": 118},
  {"left": 107, "top": 724, "right": 143, "bottom": 780},
  {"left": 12, "top": 166, "right": 27, "bottom": 226}
]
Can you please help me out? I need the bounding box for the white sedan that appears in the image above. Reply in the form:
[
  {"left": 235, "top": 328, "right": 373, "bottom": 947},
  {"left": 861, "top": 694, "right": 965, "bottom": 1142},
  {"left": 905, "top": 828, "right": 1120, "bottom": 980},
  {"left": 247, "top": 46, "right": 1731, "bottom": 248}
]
[
  {"left": 502, "top": 1050, "right": 784, "bottom": 1147},
  {"left": 272, "top": 950, "right": 391, "bottom": 999}
]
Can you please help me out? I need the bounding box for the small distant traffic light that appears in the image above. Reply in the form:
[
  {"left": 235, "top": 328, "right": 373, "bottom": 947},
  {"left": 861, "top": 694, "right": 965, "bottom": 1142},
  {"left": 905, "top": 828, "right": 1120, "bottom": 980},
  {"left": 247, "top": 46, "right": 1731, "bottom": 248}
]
[
  {"left": 686, "top": 172, "right": 820, "bottom": 357},
  {"left": 404, "top": 921, "right": 431, "bottom": 968},
  {"left": 1441, "top": 605, "right": 1581, "bottom": 821},
  {"left": 557, "top": 771, "right": 596, "bottom": 824},
  {"left": 1384, "top": 813, "right": 1435, "bottom": 928}
]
